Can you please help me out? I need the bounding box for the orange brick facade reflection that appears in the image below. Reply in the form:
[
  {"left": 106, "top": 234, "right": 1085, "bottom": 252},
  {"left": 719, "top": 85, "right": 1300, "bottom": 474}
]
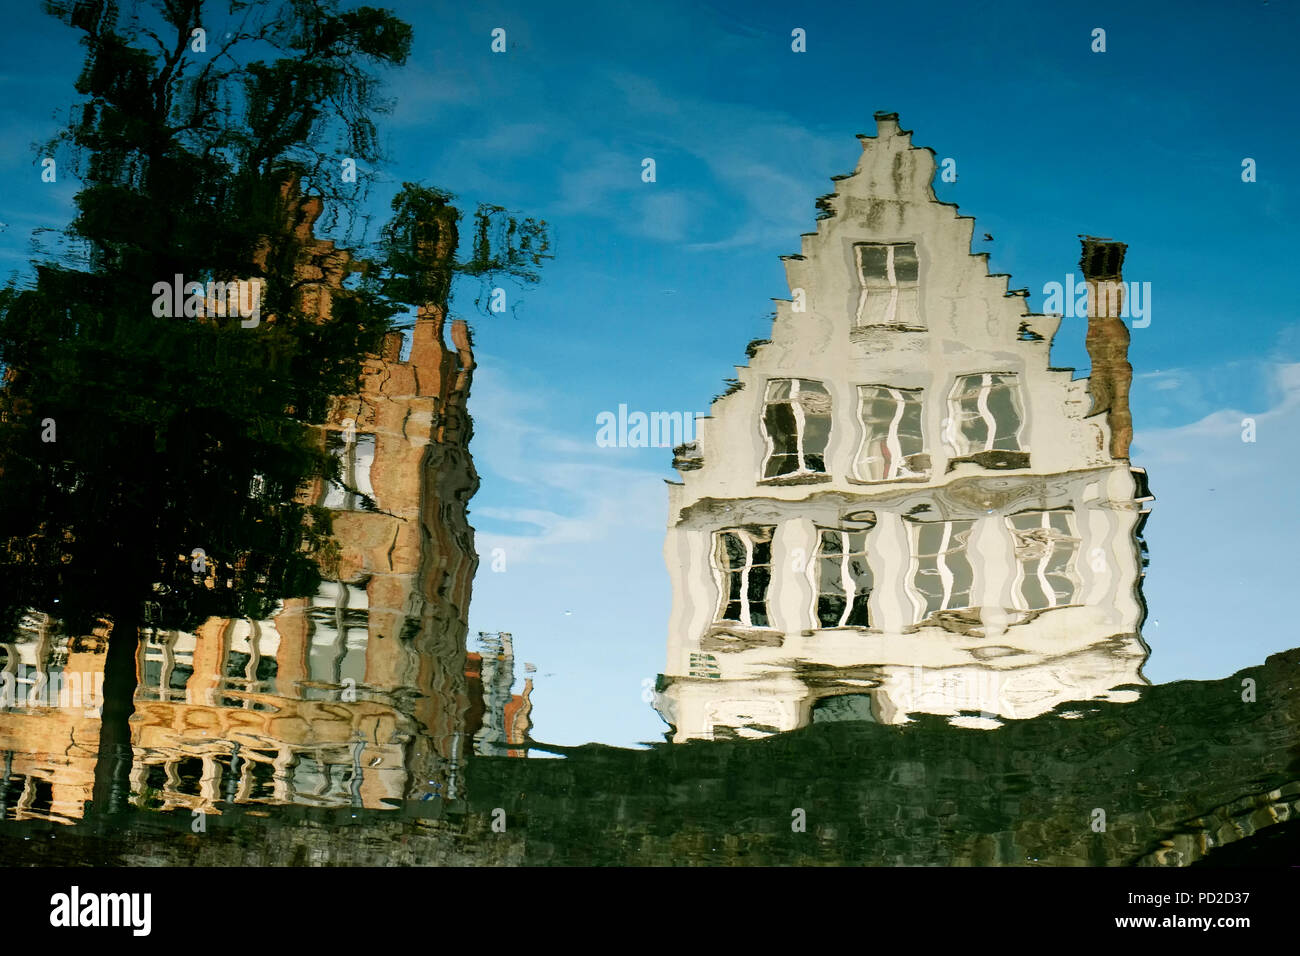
[{"left": 2, "top": 188, "right": 484, "bottom": 818}]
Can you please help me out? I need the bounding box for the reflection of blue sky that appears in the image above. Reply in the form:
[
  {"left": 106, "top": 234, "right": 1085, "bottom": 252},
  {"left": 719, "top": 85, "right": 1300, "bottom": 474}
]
[
  {"left": 2, "top": 1, "right": 1298, "bottom": 746},
  {"left": 1133, "top": 361, "right": 1300, "bottom": 684}
]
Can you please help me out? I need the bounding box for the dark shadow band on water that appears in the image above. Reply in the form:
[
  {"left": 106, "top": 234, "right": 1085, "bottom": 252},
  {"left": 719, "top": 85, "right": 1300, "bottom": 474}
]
[{"left": 3, "top": 648, "right": 1296, "bottom": 866}]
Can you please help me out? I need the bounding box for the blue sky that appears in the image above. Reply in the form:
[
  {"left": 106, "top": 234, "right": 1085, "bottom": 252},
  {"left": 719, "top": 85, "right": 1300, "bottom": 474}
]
[{"left": 2, "top": 0, "right": 1298, "bottom": 747}]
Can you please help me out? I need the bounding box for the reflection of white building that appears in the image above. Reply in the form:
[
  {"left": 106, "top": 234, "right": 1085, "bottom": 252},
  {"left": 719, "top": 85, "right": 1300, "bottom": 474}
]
[{"left": 656, "top": 113, "right": 1152, "bottom": 742}]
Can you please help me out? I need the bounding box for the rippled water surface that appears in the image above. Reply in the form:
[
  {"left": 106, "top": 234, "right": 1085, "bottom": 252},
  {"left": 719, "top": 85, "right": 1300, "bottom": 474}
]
[{"left": 1, "top": 0, "right": 1298, "bottom": 869}]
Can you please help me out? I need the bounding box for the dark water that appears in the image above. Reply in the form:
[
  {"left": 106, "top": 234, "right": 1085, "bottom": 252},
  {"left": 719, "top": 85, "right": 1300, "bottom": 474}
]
[{"left": 2, "top": 647, "right": 1297, "bottom": 866}]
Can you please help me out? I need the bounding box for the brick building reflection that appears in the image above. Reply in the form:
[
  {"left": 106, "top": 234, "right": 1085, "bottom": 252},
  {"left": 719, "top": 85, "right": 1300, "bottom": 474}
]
[
  {"left": 1, "top": 188, "right": 491, "bottom": 818},
  {"left": 0, "top": 612, "right": 107, "bottom": 822},
  {"left": 128, "top": 192, "right": 481, "bottom": 812}
]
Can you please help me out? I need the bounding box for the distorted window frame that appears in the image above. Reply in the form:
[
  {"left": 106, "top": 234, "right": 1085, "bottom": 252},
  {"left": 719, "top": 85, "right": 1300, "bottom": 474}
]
[
  {"left": 808, "top": 526, "right": 874, "bottom": 629},
  {"left": 906, "top": 519, "right": 977, "bottom": 622},
  {"left": 307, "top": 579, "right": 370, "bottom": 688},
  {"left": 710, "top": 526, "right": 775, "bottom": 629},
  {"left": 854, "top": 241, "right": 922, "bottom": 329},
  {"left": 853, "top": 383, "right": 930, "bottom": 481},
  {"left": 322, "top": 428, "right": 376, "bottom": 511},
  {"left": 947, "top": 372, "right": 1027, "bottom": 456},
  {"left": 759, "top": 378, "right": 832, "bottom": 481},
  {"left": 1006, "top": 508, "right": 1082, "bottom": 612}
]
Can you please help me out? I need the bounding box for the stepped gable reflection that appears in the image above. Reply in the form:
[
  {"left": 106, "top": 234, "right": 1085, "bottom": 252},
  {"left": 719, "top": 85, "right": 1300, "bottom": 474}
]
[
  {"left": 655, "top": 113, "right": 1153, "bottom": 741},
  {"left": 1, "top": 185, "right": 483, "bottom": 819}
]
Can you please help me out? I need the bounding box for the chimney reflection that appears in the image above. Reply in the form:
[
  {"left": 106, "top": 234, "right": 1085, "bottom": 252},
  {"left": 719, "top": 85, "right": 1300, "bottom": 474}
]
[{"left": 655, "top": 114, "right": 1153, "bottom": 741}]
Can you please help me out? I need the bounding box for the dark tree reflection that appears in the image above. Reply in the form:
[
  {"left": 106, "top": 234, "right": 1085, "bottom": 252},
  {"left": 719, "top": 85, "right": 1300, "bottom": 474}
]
[{"left": 0, "top": 0, "right": 549, "bottom": 817}]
